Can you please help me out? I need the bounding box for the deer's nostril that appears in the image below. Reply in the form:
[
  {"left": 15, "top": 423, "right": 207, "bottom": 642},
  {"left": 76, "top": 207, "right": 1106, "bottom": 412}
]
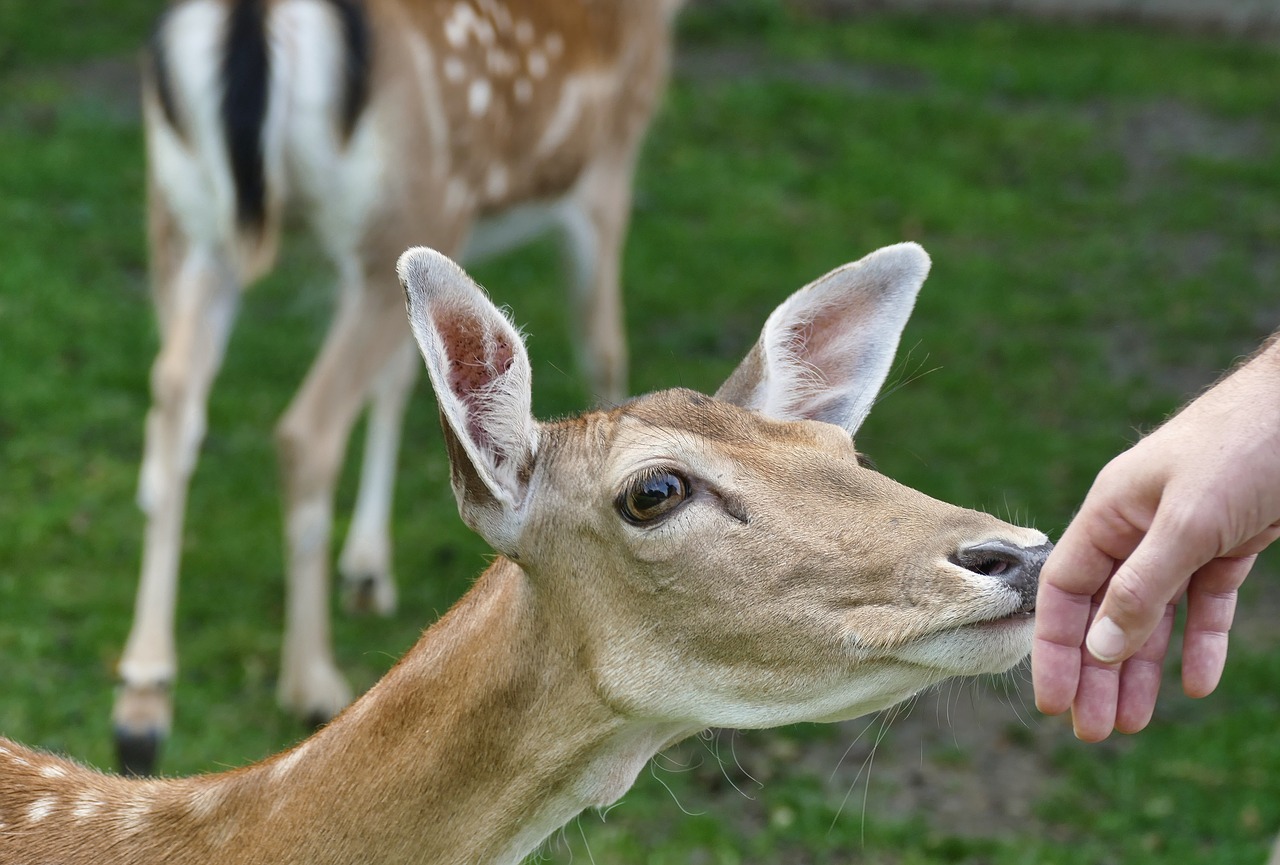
[
  {"left": 971, "top": 557, "right": 1009, "bottom": 578},
  {"left": 950, "top": 539, "right": 1053, "bottom": 612},
  {"left": 950, "top": 542, "right": 1025, "bottom": 578}
]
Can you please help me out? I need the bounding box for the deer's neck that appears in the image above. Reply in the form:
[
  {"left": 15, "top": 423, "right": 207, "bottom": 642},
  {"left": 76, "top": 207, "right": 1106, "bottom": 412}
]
[
  {"left": 269, "top": 559, "right": 682, "bottom": 863},
  {"left": 1, "top": 561, "right": 683, "bottom": 865}
]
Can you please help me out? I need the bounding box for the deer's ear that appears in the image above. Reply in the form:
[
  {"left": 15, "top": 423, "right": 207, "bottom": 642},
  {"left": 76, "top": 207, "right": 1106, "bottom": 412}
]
[
  {"left": 398, "top": 247, "right": 536, "bottom": 557},
  {"left": 715, "top": 242, "right": 929, "bottom": 435}
]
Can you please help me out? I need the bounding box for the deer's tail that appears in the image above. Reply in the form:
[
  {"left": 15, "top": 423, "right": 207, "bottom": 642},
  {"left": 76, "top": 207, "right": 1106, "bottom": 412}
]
[{"left": 144, "top": 0, "right": 372, "bottom": 282}]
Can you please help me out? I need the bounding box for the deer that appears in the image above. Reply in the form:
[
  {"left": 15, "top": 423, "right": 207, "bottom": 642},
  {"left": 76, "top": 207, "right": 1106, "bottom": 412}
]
[
  {"left": 1, "top": 242, "right": 1051, "bottom": 864},
  {"left": 119, "top": 0, "right": 683, "bottom": 774}
]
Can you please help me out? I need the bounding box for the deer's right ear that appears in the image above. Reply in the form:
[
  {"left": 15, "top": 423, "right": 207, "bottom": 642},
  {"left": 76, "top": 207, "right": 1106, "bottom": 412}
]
[
  {"left": 398, "top": 247, "right": 537, "bottom": 557},
  {"left": 715, "top": 243, "right": 929, "bottom": 436}
]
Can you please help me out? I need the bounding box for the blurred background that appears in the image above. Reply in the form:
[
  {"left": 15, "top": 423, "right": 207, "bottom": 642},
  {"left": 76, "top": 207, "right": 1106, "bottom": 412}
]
[{"left": 1, "top": 0, "right": 1278, "bottom": 862}]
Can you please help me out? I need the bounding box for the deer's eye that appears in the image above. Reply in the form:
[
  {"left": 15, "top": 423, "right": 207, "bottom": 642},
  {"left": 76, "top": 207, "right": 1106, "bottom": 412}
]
[{"left": 617, "top": 470, "right": 689, "bottom": 525}]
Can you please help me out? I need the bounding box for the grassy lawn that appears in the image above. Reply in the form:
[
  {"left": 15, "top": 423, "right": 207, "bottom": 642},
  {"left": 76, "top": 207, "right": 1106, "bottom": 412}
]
[{"left": 2, "top": 2, "right": 1279, "bottom": 862}]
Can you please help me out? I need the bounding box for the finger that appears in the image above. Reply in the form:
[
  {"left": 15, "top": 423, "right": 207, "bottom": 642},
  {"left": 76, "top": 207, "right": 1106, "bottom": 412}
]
[
  {"left": 1087, "top": 508, "right": 1214, "bottom": 665},
  {"left": 1114, "top": 602, "right": 1177, "bottom": 734},
  {"left": 1033, "top": 533, "right": 1123, "bottom": 716},
  {"left": 1032, "top": 584, "right": 1097, "bottom": 715},
  {"left": 1071, "top": 648, "right": 1120, "bottom": 742},
  {"left": 1182, "top": 556, "right": 1252, "bottom": 698}
]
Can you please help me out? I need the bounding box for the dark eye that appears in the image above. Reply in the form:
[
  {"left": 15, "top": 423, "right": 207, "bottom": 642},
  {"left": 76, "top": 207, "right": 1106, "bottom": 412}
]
[{"left": 617, "top": 470, "right": 689, "bottom": 525}]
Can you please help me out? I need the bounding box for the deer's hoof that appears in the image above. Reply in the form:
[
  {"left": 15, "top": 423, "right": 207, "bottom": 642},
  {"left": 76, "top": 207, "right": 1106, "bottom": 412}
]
[
  {"left": 340, "top": 572, "right": 398, "bottom": 617},
  {"left": 278, "top": 660, "right": 353, "bottom": 726},
  {"left": 114, "top": 727, "right": 163, "bottom": 778},
  {"left": 112, "top": 681, "right": 173, "bottom": 777}
]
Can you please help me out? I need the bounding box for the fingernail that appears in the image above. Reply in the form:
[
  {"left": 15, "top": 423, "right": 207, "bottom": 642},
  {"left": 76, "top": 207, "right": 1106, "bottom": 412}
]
[{"left": 1086, "top": 616, "right": 1126, "bottom": 663}]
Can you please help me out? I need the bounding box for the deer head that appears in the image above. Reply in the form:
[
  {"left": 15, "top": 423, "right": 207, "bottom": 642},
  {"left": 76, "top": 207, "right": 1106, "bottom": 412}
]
[{"left": 399, "top": 242, "right": 1049, "bottom": 732}]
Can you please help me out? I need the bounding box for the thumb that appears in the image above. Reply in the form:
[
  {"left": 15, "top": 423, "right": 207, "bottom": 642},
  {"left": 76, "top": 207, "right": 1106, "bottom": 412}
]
[{"left": 1085, "top": 512, "right": 1210, "bottom": 664}]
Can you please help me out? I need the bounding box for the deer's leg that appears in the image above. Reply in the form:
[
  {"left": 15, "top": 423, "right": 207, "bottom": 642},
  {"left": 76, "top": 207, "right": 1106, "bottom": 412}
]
[
  {"left": 116, "top": 245, "right": 239, "bottom": 776},
  {"left": 337, "top": 338, "right": 419, "bottom": 616},
  {"left": 274, "top": 267, "right": 410, "bottom": 725},
  {"left": 561, "top": 158, "right": 638, "bottom": 406}
]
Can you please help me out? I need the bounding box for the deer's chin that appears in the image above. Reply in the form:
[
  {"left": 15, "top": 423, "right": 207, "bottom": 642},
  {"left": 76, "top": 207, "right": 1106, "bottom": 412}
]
[{"left": 891, "top": 613, "right": 1035, "bottom": 677}]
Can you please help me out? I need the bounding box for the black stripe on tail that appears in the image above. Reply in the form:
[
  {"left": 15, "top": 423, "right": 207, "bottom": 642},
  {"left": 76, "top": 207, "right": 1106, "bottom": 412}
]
[
  {"left": 221, "top": 0, "right": 270, "bottom": 233},
  {"left": 322, "top": 0, "right": 372, "bottom": 141}
]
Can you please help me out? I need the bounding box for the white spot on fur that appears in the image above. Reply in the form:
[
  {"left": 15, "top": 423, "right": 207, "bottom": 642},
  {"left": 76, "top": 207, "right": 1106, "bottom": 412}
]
[
  {"left": 72, "top": 793, "right": 105, "bottom": 821},
  {"left": 39, "top": 763, "right": 69, "bottom": 779},
  {"left": 119, "top": 797, "right": 154, "bottom": 835},
  {"left": 514, "top": 77, "right": 533, "bottom": 103},
  {"left": 443, "top": 55, "right": 466, "bottom": 82},
  {"left": 445, "top": 2, "right": 493, "bottom": 48},
  {"left": 526, "top": 50, "right": 548, "bottom": 79},
  {"left": 545, "top": 32, "right": 564, "bottom": 58},
  {"left": 444, "top": 2, "right": 473, "bottom": 47},
  {"left": 186, "top": 781, "right": 228, "bottom": 822},
  {"left": 270, "top": 741, "right": 312, "bottom": 781},
  {"left": 468, "top": 78, "right": 492, "bottom": 116},
  {"left": 514, "top": 19, "right": 534, "bottom": 44},
  {"left": 485, "top": 165, "right": 509, "bottom": 199},
  {"left": 28, "top": 797, "right": 57, "bottom": 823}
]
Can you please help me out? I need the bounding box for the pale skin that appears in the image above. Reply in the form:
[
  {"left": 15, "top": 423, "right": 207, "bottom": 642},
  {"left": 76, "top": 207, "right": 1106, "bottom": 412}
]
[{"left": 1032, "top": 334, "right": 1280, "bottom": 741}]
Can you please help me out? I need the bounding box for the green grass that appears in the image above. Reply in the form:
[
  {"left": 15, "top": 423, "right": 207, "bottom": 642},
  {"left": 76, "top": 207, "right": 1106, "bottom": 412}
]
[{"left": 2, "top": 2, "right": 1280, "bottom": 862}]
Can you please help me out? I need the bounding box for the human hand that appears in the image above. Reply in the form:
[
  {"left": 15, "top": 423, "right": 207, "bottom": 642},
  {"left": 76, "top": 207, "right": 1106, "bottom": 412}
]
[{"left": 1032, "top": 340, "right": 1280, "bottom": 741}]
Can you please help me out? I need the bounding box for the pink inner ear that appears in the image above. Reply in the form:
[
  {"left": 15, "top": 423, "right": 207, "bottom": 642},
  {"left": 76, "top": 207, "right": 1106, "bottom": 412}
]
[
  {"left": 783, "top": 295, "right": 871, "bottom": 382},
  {"left": 439, "top": 312, "right": 514, "bottom": 396},
  {"left": 438, "top": 310, "right": 515, "bottom": 457}
]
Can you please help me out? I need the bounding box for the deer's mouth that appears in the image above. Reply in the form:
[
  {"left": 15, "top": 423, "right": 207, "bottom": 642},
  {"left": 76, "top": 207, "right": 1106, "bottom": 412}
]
[{"left": 974, "top": 608, "right": 1035, "bottom": 632}]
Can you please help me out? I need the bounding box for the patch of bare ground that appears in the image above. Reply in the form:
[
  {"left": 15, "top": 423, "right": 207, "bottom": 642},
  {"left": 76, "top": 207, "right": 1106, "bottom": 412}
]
[
  {"left": 781, "top": 0, "right": 1280, "bottom": 40},
  {"left": 676, "top": 45, "right": 931, "bottom": 95}
]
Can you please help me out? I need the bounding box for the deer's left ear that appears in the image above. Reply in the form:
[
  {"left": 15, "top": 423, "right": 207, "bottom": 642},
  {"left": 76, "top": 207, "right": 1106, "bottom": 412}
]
[
  {"left": 398, "top": 247, "right": 536, "bottom": 557},
  {"left": 715, "top": 242, "right": 929, "bottom": 435}
]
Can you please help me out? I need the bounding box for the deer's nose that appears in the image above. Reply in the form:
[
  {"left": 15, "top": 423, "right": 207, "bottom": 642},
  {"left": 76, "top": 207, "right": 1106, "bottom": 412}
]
[{"left": 950, "top": 540, "right": 1052, "bottom": 612}]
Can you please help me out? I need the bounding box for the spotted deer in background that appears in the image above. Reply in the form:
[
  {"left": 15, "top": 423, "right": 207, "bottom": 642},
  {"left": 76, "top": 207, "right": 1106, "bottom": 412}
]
[{"left": 120, "top": 0, "right": 683, "bottom": 774}]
